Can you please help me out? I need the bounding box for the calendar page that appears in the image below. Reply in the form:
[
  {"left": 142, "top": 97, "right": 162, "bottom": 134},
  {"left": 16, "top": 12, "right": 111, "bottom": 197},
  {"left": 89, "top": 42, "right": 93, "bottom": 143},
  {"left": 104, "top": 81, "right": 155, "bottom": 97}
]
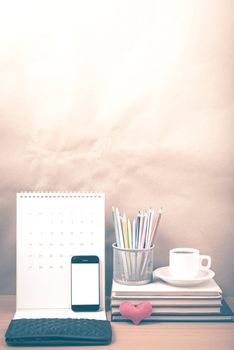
[{"left": 16, "top": 192, "right": 105, "bottom": 310}]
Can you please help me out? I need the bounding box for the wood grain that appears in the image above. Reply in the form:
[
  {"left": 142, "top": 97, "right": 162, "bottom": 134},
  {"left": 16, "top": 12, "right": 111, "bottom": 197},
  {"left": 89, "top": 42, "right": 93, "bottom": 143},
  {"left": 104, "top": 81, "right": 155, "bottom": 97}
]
[{"left": 1, "top": 296, "right": 233, "bottom": 350}]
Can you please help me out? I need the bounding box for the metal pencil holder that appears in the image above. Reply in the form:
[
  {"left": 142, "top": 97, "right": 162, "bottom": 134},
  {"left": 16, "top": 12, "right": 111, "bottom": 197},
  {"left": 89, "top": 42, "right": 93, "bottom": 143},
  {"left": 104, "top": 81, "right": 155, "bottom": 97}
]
[{"left": 112, "top": 243, "right": 154, "bottom": 285}]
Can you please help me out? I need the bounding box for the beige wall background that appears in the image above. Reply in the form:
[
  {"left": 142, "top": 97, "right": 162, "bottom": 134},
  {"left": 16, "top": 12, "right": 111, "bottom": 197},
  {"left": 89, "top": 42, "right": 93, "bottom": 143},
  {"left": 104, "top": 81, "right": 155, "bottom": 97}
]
[{"left": 0, "top": 0, "right": 233, "bottom": 297}]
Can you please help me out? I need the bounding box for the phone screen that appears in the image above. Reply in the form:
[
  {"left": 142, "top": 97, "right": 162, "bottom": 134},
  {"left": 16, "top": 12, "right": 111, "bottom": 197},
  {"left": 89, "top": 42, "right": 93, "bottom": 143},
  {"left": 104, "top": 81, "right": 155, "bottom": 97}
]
[{"left": 71, "top": 256, "right": 100, "bottom": 311}]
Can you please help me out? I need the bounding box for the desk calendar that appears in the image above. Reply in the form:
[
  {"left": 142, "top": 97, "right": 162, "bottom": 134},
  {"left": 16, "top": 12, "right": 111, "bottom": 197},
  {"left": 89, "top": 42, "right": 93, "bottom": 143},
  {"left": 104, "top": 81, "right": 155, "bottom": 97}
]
[{"left": 16, "top": 192, "right": 106, "bottom": 319}]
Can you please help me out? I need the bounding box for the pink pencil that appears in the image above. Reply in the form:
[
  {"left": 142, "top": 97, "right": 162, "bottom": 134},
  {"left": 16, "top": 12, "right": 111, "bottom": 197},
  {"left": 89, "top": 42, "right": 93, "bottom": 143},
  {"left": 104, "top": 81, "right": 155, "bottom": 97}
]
[{"left": 150, "top": 208, "right": 162, "bottom": 246}]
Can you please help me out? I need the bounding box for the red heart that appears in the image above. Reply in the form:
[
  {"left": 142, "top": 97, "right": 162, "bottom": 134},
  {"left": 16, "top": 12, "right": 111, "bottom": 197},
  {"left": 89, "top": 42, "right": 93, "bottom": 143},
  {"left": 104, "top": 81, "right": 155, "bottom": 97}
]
[{"left": 119, "top": 301, "right": 152, "bottom": 325}]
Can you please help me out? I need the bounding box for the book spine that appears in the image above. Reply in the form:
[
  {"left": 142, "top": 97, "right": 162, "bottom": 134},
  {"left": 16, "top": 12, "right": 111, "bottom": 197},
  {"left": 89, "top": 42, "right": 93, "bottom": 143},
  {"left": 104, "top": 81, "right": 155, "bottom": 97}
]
[
  {"left": 111, "top": 299, "right": 222, "bottom": 307},
  {"left": 111, "top": 307, "right": 221, "bottom": 315},
  {"left": 111, "top": 316, "right": 233, "bottom": 322}
]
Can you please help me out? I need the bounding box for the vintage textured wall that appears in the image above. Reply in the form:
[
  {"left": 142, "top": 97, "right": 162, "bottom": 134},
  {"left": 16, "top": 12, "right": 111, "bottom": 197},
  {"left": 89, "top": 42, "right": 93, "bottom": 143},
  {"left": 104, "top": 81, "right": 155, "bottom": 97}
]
[{"left": 0, "top": 0, "right": 233, "bottom": 297}]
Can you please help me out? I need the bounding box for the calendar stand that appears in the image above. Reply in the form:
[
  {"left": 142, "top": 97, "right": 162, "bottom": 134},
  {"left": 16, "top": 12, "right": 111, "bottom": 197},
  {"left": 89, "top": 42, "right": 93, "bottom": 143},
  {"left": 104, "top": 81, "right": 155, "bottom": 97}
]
[{"left": 15, "top": 192, "right": 106, "bottom": 320}]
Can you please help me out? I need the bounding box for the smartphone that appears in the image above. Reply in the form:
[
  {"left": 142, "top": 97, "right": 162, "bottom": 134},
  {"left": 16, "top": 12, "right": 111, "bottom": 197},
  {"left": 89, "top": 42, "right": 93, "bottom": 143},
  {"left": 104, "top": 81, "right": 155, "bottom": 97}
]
[{"left": 71, "top": 255, "right": 100, "bottom": 312}]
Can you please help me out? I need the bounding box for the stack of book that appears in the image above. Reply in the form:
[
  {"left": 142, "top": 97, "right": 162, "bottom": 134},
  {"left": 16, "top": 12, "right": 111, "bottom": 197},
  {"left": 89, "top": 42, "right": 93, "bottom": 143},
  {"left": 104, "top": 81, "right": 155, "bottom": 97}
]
[{"left": 111, "top": 279, "right": 233, "bottom": 322}]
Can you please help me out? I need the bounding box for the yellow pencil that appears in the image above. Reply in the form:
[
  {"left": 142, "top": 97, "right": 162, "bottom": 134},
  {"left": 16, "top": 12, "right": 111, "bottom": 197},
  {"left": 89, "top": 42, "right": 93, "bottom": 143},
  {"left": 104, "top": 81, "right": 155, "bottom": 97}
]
[
  {"left": 127, "top": 218, "right": 132, "bottom": 249},
  {"left": 122, "top": 214, "right": 129, "bottom": 248}
]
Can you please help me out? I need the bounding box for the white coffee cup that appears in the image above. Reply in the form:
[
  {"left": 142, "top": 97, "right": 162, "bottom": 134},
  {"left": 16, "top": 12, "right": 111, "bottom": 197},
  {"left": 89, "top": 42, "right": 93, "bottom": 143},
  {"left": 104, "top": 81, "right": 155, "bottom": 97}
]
[{"left": 169, "top": 248, "right": 211, "bottom": 279}]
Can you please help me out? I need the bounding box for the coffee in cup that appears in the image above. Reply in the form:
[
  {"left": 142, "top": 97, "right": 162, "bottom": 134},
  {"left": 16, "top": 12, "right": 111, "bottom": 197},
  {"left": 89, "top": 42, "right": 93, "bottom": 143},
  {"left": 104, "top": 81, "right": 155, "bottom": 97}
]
[{"left": 169, "top": 248, "right": 211, "bottom": 279}]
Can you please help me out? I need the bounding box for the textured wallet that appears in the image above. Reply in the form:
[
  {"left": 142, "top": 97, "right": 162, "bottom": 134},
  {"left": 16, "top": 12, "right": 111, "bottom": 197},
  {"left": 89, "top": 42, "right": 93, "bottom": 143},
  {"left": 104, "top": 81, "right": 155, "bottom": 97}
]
[{"left": 5, "top": 318, "right": 112, "bottom": 346}]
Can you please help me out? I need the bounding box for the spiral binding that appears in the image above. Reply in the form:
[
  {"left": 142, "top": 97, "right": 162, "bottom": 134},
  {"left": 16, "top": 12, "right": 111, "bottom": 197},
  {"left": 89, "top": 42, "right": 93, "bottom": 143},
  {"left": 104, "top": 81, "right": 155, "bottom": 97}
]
[{"left": 17, "top": 192, "right": 104, "bottom": 199}]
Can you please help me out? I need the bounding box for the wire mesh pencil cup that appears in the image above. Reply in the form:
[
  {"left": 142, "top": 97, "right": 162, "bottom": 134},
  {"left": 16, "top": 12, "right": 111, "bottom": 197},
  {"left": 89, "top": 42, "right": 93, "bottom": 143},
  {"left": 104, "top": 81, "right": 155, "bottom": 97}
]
[{"left": 112, "top": 243, "right": 154, "bottom": 285}]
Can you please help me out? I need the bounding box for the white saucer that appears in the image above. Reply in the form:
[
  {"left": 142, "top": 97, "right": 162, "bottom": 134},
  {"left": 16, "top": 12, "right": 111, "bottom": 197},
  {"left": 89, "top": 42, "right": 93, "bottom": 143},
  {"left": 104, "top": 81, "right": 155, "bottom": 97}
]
[{"left": 153, "top": 266, "right": 215, "bottom": 286}]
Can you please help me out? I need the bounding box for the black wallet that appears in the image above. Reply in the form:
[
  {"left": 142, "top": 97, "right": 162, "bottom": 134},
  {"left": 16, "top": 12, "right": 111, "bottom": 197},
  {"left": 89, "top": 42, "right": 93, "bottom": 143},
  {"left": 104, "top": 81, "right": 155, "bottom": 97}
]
[{"left": 5, "top": 318, "right": 112, "bottom": 346}]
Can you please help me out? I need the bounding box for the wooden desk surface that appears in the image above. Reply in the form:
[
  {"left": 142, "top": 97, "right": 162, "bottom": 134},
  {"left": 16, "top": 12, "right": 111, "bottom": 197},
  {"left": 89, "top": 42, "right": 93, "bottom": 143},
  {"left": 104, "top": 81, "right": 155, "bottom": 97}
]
[{"left": 0, "top": 296, "right": 234, "bottom": 350}]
